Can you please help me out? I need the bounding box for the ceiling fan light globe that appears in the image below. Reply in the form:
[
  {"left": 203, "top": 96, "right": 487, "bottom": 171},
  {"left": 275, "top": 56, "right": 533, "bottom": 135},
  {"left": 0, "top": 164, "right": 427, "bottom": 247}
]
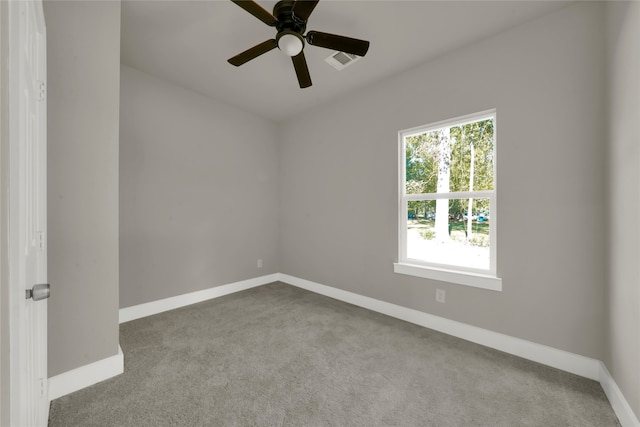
[{"left": 278, "top": 33, "right": 303, "bottom": 57}]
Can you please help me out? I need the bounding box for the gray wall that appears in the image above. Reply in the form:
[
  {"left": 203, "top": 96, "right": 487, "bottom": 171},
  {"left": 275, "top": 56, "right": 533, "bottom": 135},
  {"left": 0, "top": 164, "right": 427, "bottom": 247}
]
[
  {"left": 45, "top": 0, "right": 121, "bottom": 376},
  {"left": 606, "top": 1, "right": 640, "bottom": 418},
  {"left": 0, "top": 1, "right": 10, "bottom": 423},
  {"left": 119, "top": 66, "right": 279, "bottom": 308},
  {"left": 279, "top": 2, "right": 607, "bottom": 359}
]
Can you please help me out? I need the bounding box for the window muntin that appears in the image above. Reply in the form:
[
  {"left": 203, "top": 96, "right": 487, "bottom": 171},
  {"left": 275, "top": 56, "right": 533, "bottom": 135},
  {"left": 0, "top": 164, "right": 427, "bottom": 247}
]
[{"left": 399, "top": 110, "right": 497, "bottom": 277}]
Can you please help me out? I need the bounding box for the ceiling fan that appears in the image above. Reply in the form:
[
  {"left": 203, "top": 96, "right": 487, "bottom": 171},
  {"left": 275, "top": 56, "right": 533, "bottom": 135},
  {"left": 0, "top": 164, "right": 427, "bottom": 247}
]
[{"left": 228, "top": 0, "right": 370, "bottom": 88}]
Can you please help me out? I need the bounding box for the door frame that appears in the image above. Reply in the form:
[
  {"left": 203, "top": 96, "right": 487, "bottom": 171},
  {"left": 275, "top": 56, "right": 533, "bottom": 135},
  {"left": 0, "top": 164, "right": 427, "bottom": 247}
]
[
  {"left": 1, "top": 1, "right": 11, "bottom": 425},
  {"left": 4, "top": 0, "right": 49, "bottom": 425}
]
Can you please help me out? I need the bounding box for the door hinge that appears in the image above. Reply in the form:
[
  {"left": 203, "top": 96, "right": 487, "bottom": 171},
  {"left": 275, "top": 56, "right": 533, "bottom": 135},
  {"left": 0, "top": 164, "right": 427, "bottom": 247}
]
[
  {"left": 37, "top": 231, "right": 45, "bottom": 250},
  {"left": 40, "top": 378, "right": 46, "bottom": 397},
  {"left": 36, "top": 80, "right": 45, "bottom": 101}
]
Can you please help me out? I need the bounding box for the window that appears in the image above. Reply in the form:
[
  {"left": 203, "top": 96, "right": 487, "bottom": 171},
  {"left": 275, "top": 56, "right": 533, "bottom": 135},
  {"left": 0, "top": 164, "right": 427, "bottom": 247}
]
[{"left": 395, "top": 110, "right": 501, "bottom": 291}]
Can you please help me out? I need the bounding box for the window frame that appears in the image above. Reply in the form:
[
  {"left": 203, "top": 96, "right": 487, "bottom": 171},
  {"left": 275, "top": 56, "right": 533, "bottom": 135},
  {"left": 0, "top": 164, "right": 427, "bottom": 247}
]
[{"left": 394, "top": 109, "right": 502, "bottom": 291}]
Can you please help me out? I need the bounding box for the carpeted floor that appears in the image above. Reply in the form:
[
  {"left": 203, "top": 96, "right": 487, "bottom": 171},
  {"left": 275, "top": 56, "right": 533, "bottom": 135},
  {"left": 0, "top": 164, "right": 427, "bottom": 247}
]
[{"left": 49, "top": 282, "right": 620, "bottom": 426}]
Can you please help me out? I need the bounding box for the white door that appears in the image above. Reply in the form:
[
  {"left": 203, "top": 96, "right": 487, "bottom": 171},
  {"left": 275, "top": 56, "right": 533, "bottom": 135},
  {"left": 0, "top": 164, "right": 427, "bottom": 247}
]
[{"left": 8, "top": 0, "right": 49, "bottom": 425}]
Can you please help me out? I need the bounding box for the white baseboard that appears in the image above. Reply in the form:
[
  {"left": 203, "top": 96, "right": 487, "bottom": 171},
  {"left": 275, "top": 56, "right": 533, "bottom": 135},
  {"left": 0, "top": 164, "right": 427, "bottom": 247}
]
[
  {"left": 119, "top": 273, "right": 279, "bottom": 324},
  {"left": 48, "top": 345, "right": 124, "bottom": 401},
  {"left": 278, "top": 273, "right": 600, "bottom": 380},
  {"left": 599, "top": 362, "right": 640, "bottom": 427}
]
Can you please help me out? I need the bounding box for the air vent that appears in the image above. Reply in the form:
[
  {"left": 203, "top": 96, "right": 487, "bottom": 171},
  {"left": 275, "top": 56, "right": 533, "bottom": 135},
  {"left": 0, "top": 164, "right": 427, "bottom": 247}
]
[{"left": 325, "top": 51, "right": 361, "bottom": 70}]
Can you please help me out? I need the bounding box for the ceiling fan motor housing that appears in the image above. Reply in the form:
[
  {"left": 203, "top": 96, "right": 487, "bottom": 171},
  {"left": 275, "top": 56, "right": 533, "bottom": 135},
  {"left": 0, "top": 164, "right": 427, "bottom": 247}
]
[
  {"left": 274, "top": 1, "right": 306, "bottom": 31},
  {"left": 274, "top": 1, "right": 306, "bottom": 36}
]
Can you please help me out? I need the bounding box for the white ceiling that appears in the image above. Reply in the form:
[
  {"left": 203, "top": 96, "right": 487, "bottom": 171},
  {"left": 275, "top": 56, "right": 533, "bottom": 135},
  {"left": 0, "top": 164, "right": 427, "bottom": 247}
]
[{"left": 121, "top": 0, "right": 570, "bottom": 122}]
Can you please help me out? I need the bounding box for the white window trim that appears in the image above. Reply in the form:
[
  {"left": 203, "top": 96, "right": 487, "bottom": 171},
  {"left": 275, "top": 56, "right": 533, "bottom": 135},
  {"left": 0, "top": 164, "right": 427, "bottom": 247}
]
[
  {"left": 396, "top": 109, "right": 501, "bottom": 291},
  {"left": 393, "top": 263, "right": 502, "bottom": 291}
]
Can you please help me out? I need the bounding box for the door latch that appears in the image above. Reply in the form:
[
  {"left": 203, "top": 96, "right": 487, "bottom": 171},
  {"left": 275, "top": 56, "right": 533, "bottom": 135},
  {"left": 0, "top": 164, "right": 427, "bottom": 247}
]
[{"left": 26, "top": 283, "right": 50, "bottom": 301}]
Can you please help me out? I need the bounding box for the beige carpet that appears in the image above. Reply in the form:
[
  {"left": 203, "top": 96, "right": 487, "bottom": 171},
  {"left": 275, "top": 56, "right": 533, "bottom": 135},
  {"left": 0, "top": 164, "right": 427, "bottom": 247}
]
[{"left": 49, "top": 282, "right": 620, "bottom": 426}]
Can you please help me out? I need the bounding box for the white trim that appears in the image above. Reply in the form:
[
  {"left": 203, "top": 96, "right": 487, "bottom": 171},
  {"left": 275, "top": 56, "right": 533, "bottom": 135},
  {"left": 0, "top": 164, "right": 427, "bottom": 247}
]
[
  {"left": 119, "top": 274, "right": 279, "bottom": 324},
  {"left": 402, "top": 109, "right": 497, "bottom": 138},
  {"left": 278, "top": 273, "right": 599, "bottom": 380},
  {"left": 599, "top": 362, "right": 640, "bottom": 427},
  {"left": 404, "top": 191, "right": 494, "bottom": 201},
  {"left": 48, "top": 345, "right": 124, "bottom": 401},
  {"left": 394, "top": 262, "right": 502, "bottom": 291},
  {"left": 398, "top": 133, "right": 408, "bottom": 263}
]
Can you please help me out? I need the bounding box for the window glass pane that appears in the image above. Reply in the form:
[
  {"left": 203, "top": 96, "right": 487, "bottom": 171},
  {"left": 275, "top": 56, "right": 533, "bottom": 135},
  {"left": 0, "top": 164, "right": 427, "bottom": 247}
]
[
  {"left": 450, "top": 119, "right": 495, "bottom": 192},
  {"left": 407, "top": 200, "right": 436, "bottom": 221},
  {"left": 406, "top": 198, "right": 491, "bottom": 270},
  {"left": 405, "top": 118, "right": 494, "bottom": 194},
  {"left": 471, "top": 119, "right": 495, "bottom": 191},
  {"left": 405, "top": 132, "right": 439, "bottom": 194}
]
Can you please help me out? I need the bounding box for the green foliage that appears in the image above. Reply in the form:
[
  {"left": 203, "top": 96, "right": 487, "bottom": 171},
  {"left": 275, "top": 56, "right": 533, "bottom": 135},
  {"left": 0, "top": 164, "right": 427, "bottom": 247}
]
[
  {"left": 405, "top": 118, "right": 494, "bottom": 220},
  {"left": 469, "top": 235, "right": 490, "bottom": 247},
  {"left": 449, "top": 119, "right": 494, "bottom": 193},
  {"left": 419, "top": 228, "right": 435, "bottom": 240},
  {"left": 406, "top": 120, "right": 493, "bottom": 191},
  {"left": 405, "top": 132, "right": 439, "bottom": 194},
  {"left": 407, "top": 200, "right": 435, "bottom": 220}
]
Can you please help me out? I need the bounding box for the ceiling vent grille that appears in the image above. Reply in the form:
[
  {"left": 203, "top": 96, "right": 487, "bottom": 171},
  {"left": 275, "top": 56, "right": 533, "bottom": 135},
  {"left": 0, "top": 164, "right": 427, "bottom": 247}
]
[{"left": 325, "top": 51, "right": 361, "bottom": 70}]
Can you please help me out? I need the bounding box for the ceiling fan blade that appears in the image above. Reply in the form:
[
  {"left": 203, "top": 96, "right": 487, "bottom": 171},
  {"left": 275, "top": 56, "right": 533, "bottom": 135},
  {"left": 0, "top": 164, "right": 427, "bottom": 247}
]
[
  {"left": 228, "top": 39, "right": 277, "bottom": 66},
  {"left": 292, "top": 0, "right": 319, "bottom": 21},
  {"left": 306, "top": 31, "right": 370, "bottom": 57},
  {"left": 230, "top": 0, "right": 278, "bottom": 26},
  {"left": 292, "top": 52, "right": 312, "bottom": 88}
]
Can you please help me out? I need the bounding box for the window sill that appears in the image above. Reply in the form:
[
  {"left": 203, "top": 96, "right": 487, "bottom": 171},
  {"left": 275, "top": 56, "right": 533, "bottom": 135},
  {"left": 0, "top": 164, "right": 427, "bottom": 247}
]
[{"left": 393, "top": 262, "right": 502, "bottom": 291}]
